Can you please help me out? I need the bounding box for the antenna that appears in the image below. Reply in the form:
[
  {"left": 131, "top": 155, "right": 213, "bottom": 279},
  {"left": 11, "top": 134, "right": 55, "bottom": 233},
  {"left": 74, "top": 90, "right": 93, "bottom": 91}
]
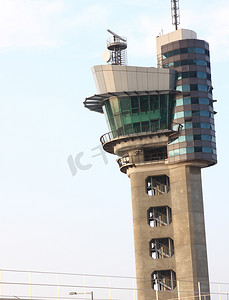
[
  {"left": 171, "top": 0, "right": 180, "bottom": 30},
  {"left": 104, "top": 29, "right": 127, "bottom": 65},
  {"left": 107, "top": 29, "right": 126, "bottom": 42}
]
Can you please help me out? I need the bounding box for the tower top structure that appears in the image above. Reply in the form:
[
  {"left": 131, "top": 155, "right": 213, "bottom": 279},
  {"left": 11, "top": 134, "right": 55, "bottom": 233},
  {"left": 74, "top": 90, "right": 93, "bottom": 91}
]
[
  {"left": 84, "top": 4, "right": 217, "bottom": 298},
  {"left": 171, "top": 0, "right": 180, "bottom": 30}
]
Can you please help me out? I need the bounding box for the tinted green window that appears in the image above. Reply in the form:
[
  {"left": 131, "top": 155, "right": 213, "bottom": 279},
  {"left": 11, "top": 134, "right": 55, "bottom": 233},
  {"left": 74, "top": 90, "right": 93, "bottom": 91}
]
[
  {"left": 194, "top": 147, "right": 202, "bottom": 152},
  {"left": 103, "top": 94, "right": 173, "bottom": 137},
  {"left": 104, "top": 101, "right": 115, "bottom": 131},
  {"left": 192, "top": 110, "right": 199, "bottom": 116},
  {"left": 186, "top": 135, "right": 193, "bottom": 141},
  {"left": 133, "top": 122, "right": 141, "bottom": 133},
  {"left": 131, "top": 97, "right": 139, "bottom": 113},
  {"left": 173, "top": 111, "right": 184, "bottom": 119},
  {"left": 151, "top": 120, "right": 159, "bottom": 131},
  {"left": 190, "top": 71, "right": 197, "bottom": 78},
  {"left": 200, "top": 111, "right": 210, "bottom": 117},
  {"left": 175, "top": 98, "right": 184, "bottom": 106},
  {"left": 142, "top": 121, "right": 149, "bottom": 132},
  {"left": 150, "top": 95, "right": 159, "bottom": 111},
  {"left": 187, "top": 47, "right": 196, "bottom": 53},
  {"left": 179, "top": 136, "right": 186, "bottom": 142},
  {"left": 174, "top": 149, "right": 180, "bottom": 156},
  {"left": 184, "top": 122, "right": 192, "bottom": 129},
  {"left": 164, "top": 59, "right": 209, "bottom": 68},
  {"left": 195, "top": 48, "right": 206, "bottom": 54},
  {"left": 124, "top": 124, "right": 132, "bottom": 134},
  {"left": 187, "top": 147, "right": 194, "bottom": 153},
  {"left": 190, "top": 84, "right": 198, "bottom": 91},
  {"left": 196, "top": 59, "right": 208, "bottom": 66},
  {"left": 177, "top": 72, "right": 182, "bottom": 80},
  {"left": 184, "top": 111, "right": 192, "bottom": 117},
  {"left": 202, "top": 135, "right": 211, "bottom": 141},
  {"left": 176, "top": 85, "right": 190, "bottom": 92},
  {"left": 140, "top": 96, "right": 149, "bottom": 112},
  {"left": 193, "top": 122, "right": 201, "bottom": 128},
  {"left": 176, "top": 71, "right": 210, "bottom": 80},
  {"left": 176, "top": 85, "right": 183, "bottom": 92},
  {"left": 191, "top": 97, "right": 198, "bottom": 104},
  {"left": 197, "top": 71, "right": 207, "bottom": 79},
  {"left": 162, "top": 47, "right": 209, "bottom": 59},
  {"left": 194, "top": 134, "right": 201, "bottom": 140},
  {"left": 120, "top": 97, "right": 130, "bottom": 112},
  {"left": 180, "top": 148, "right": 186, "bottom": 155},
  {"left": 198, "top": 85, "right": 208, "bottom": 92},
  {"left": 207, "top": 73, "right": 211, "bottom": 80},
  {"left": 199, "top": 98, "right": 209, "bottom": 105}
]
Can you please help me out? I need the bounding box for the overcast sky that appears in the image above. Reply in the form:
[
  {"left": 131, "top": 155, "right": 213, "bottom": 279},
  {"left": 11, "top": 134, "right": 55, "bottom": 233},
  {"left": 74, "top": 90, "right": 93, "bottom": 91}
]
[{"left": 0, "top": 0, "right": 228, "bottom": 299}]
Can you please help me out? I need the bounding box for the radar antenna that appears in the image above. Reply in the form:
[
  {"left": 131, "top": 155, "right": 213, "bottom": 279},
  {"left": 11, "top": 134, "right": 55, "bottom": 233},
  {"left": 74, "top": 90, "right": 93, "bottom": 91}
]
[
  {"left": 171, "top": 0, "right": 180, "bottom": 30},
  {"left": 104, "top": 29, "right": 127, "bottom": 65}
]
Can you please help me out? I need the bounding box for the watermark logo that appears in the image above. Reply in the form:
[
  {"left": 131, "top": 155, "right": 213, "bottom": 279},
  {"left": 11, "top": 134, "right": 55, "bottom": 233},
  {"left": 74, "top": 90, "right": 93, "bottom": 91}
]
[{"left": 67, "top": 144, "right": 108, "bottom": 176}]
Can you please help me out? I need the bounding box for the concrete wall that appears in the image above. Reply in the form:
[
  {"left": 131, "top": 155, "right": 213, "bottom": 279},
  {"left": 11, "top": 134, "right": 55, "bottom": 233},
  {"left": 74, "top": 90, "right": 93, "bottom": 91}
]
[{"left": 126, "top": 158, "right": 209, "bottom": 300}]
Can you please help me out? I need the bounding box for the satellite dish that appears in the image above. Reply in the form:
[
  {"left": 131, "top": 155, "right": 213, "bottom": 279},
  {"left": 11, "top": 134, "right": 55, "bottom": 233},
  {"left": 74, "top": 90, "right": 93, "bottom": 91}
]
[{"left": 102, "top": 50, "right": 111, "bottom": 63}]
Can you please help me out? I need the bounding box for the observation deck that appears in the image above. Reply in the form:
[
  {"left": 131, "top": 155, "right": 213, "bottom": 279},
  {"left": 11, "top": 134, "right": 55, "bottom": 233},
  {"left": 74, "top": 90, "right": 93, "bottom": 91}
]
[{"left": 100, "top": 126, "right": 176, "bottom": 154}]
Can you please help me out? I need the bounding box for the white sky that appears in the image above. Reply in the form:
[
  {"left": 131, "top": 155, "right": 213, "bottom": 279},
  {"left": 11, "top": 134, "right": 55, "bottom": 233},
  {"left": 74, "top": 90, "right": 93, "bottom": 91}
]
[{"left": 0, "top": 0, "right": 228, "bottom": 298}]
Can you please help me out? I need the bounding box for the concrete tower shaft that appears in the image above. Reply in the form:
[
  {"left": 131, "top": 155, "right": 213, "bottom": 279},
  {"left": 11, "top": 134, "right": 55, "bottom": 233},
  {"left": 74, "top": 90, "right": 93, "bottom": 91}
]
[{"left": 84, "top": 28, "right": 216, "bottom": 300}]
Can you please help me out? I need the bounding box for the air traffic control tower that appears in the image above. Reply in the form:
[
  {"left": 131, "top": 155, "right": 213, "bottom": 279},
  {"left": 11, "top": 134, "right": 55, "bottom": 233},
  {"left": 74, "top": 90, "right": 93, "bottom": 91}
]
[{"left": 84, "top": 9, "right": 217, "bottom": 300}]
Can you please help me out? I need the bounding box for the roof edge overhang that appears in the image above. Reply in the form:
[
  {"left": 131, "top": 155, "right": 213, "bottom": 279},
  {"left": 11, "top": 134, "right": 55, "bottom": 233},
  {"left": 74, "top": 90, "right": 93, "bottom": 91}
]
[{"left": 84, "top": 89, "right": 177, "bottom": 113}]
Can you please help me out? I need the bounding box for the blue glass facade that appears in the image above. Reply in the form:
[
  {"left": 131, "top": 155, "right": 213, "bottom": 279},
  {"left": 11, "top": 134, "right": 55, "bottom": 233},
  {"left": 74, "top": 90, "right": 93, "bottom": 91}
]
[{"left": 161, "top": 39, "right": 217, "bottom": 165}]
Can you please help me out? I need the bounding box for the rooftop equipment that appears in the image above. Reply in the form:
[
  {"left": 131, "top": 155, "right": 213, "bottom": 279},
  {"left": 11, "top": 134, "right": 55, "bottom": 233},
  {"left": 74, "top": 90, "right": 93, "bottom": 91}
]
[{"left": 103, "top": 29, "right": 127, "bottom": 65}]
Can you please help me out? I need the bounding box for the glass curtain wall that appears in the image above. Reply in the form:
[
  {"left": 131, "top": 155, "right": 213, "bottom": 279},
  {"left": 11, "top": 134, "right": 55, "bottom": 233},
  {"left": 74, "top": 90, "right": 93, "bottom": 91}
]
[{"left": 102, "top": 94, "right": 172, "bottom": 138}]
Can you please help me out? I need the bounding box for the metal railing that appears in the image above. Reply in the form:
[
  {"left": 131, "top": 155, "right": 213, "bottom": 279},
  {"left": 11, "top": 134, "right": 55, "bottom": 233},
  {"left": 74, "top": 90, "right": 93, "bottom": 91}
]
[
  {"left": 100, "top": 124, "right": 173, "bottom": 146},
  {"left": 153, "top": 275, "right": 176, "bottom": 291},
  {"left": 146, "top": 178, "right": 169, "bottom": 195},
  {"left": 117, "top": 152, "right": 168, "bottom": 172},
  {"left": 151, "top": 241, "right": 173, "bottom": 259},
  {"left": 149, "top": 209, "right": 170, "bottom": 226}
]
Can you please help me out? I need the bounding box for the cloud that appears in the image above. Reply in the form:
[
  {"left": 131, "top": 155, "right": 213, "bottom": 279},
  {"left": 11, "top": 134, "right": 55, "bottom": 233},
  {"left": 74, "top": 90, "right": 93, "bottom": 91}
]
[{"left": 0, "top": 0, "right": 65, "bottom": 49}]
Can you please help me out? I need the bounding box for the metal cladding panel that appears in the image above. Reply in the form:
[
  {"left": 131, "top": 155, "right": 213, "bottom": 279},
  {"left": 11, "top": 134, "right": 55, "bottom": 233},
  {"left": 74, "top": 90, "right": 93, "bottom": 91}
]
[{"left": 91, "top": 65, "right": 176, "bottom": 94}]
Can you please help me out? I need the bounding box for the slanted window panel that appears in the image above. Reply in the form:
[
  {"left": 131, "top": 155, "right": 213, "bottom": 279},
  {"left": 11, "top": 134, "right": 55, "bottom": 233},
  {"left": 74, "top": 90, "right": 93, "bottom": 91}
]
[
  {"left": 140, "top": 96, "right": 149, "bottom": 112},
  {"left": 133, "top": 122, "right": 141, "bottom": 133},
  {"left": 150, "top": 238, "right": 174, "bottom": 259},
  {"left": 150, "top": 95, "right": 159, "bottom": 111},
  {"left": 160, "top": 94, "right": 168, "bottom": 129},
  {"left": 124, "top": 124, "right": 132, "bottom": 135},
  {"left": 120, "top": 97, "right": 130, "bottom": 113},
  {"left": 146, "top": 175, "right": 170, "bottom": 196},
  {"left": 131, "top": 97, "right": 139, "bottom": 114},
  {"left": 150, "top": 120, "right": 159, "bottom": 132},
  {"left": 142, "top": 121, "right": 149, "bottom": 132},
  {"left": 152, "top": 270, "right": 176, "bottom": 291},
  {"left": 103, "top": 94, "right": 173, "bottom": 137}
]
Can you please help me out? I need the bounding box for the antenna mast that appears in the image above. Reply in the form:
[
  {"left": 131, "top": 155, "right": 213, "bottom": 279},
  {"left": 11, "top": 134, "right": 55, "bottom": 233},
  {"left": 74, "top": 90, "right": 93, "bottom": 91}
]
[{"left": 171, "top": 0, "right": 180, "bottom": 30}]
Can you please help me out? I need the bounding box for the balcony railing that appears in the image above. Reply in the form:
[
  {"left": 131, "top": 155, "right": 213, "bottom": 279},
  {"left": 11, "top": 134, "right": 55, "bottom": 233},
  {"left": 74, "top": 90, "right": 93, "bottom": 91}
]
[
  {"left": 117, "top": 152, "right": 168, "bottom": 173},
  {"left": 100, "top": 124, "right": 174, "bottom": 146}
]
